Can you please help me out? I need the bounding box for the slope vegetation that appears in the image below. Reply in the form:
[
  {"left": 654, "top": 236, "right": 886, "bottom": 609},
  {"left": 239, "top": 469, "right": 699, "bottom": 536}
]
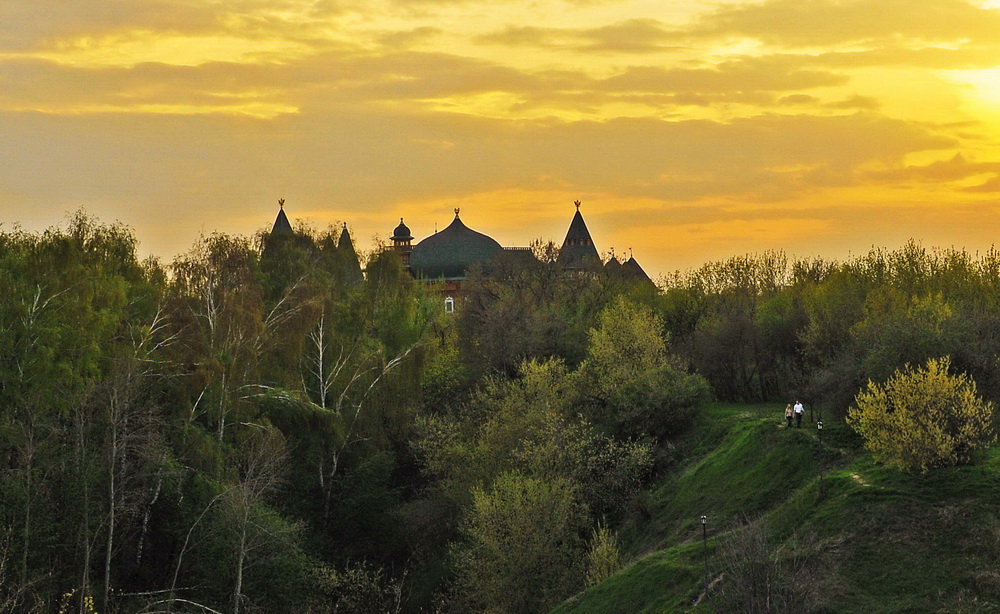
[{"left": 554, "top": 403, "right": 1000, "bottom": 613}]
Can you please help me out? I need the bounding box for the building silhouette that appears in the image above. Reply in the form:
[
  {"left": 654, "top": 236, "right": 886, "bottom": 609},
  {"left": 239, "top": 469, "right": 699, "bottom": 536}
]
[
  {"left": 389, "top": 201, "right": 650, "bottom": 284},
  {"left": 268, "top": 200, "right": 650, "bottom": 290}
]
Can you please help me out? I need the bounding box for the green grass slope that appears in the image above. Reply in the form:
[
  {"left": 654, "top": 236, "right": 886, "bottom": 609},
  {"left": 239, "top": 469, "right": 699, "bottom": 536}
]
[{"left": 553, "top": 403, "right": 1000, "bottom": 614}]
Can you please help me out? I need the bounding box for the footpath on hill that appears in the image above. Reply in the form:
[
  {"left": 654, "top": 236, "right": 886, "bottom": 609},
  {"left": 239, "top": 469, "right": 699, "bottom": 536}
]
[{"left": 552, "top": 402, "right": 1000, "bottom": 614}]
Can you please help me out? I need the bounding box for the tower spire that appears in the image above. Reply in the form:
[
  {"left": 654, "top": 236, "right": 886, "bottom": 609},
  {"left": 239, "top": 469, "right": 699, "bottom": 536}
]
[
  {"left": 270, "top": 198, "right": 292, "bottom": 234},
  {"left": 558, "top": 200, "right": 599, "bottom": 270}
]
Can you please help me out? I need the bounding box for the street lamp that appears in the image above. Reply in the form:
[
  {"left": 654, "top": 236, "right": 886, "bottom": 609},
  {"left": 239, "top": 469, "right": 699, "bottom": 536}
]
[
  {"left": 700, "top": 515, "right": 708, "bottom": 598},
  {"left": 817, "top": 421, "right": 825, "bottom": 498}
]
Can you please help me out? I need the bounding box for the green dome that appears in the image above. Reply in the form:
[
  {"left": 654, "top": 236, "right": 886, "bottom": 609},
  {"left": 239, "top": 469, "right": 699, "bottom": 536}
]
[
  {"left": 392, "top": 218, "right": 413, "bottom": 242},
  {"left": 410, "top": 212, "right": 502, "bottom": 280}
]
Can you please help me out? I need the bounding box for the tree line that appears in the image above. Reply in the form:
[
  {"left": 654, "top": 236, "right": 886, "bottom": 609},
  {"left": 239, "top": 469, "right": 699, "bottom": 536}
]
[{"left": 659, "top": 243, "right": 1000, "bottom": 412}]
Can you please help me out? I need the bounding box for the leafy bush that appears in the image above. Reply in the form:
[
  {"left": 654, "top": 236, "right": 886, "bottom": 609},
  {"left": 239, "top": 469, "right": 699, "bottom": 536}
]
[
  {"left": 579, "top": 297, "right": 710, "bottom": 440},
  {"left": 451, "top": 471, "right": 587, "bottom": 613},
  {"left": 585, "top": 524, "right": 622, "bottom": 587},
  {"left": 309, "top": 562, "right": 404, "bottom": 614},
  {"left": 847, "top": 356, "right": 996, "bottom": 473}
]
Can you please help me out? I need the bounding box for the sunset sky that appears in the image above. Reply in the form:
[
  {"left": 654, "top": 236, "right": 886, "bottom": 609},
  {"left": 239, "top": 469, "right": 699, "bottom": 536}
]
[{"left": 4, "top": 0, "right": 1000, "bottom": 279}]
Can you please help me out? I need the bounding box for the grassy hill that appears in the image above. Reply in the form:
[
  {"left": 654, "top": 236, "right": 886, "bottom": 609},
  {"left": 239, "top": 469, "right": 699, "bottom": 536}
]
[{"left": 553, "top": 403, "right": 1000, "bottom": 614}]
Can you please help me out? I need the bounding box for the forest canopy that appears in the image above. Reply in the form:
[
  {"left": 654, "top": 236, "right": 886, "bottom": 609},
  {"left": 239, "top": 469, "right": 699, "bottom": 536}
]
[{"left": 1, "top": 212, "right": 998, "bottom": 613}]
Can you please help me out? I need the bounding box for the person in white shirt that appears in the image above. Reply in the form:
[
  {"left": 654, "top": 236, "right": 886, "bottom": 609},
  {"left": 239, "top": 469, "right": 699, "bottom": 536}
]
[{"left": 793, "top": 401, "right": 804, "bottom": 427}]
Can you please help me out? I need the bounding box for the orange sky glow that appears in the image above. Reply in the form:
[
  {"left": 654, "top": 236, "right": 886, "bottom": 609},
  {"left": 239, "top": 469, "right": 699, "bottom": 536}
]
[{"left": 3, "top": 0, "right": 1000, "bottom": 280}]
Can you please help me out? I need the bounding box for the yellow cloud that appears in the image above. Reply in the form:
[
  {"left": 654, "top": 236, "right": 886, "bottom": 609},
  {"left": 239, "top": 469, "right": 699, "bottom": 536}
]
[
  {"left": 25, "top": 31, "right": 311, "bottom": 68},
  {"left": 33, "top": 102, "right": 298, "bottom": 118},
  {"left": 6, "top": 0, "right": 1000, "bottom": 279}
]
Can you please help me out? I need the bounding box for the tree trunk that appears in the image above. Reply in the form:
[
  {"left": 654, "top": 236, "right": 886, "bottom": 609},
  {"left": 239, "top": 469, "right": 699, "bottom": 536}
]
[
  {"left": 77, "top": 411, "right": 92, "bottom": 613},
  {"left": 217, "top": 371, "right": 228, "bottom": 443},
  {"left": 232, "top": 508, "right": 248, "bottom": 614},
  {"left": 18, "top": 426, "right": 34, "bottom": 587},
  {"left": 102, "top": 401, "right": 118, "bottom": 614}
]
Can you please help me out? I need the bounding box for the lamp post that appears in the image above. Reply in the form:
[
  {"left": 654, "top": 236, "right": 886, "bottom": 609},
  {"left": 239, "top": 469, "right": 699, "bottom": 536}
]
[
  {"left": 700, "top": 515, "right": 708, "bottom": 598},
  {"left": 817, "top": 421, "right": 825, "bottom": 498}
]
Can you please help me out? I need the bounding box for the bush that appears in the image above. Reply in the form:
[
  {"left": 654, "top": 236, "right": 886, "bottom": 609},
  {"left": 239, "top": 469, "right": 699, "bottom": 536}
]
[
  {"left": 713, "top": 517, "right": 813, "bottom": 613},
  {"left": 585, "top": 524, "right": 622, "bottom": 587},
  {"left": 579, "top": 296, "right": 710, "bottom": 440},
  {"left": 847, "top": 357, "right": 995, "bottom": 473},
  {"left": 451, "top": 471, "right": 587, "bottom": 613}
]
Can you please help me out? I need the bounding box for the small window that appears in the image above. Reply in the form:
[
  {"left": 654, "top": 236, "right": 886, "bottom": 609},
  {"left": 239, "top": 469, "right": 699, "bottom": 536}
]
[{"left": 444, "top": 296, "right": 455, "bottom": 313}]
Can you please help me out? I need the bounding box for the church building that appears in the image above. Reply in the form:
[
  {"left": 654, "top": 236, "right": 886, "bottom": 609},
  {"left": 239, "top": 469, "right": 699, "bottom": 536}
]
[
  {"left": 266, "top": 199, "right": 651, "bottom": 299},
  {"left": 390, "top": 200, "right": 650, "bottom": 285}
]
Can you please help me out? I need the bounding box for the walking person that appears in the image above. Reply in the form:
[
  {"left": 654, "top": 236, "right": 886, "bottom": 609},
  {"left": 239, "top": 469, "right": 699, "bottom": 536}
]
[
  {"left": 794, "top": 400, "right": 804, "bottom": 427},
  {"left": 784, "top": 404, "right": 794, "bottom": 428}
]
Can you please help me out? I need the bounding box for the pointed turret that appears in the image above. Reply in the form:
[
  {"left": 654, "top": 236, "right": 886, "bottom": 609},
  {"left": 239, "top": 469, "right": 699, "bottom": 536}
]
[
  {"left": 558, "top": 200, "right": 600, "bottom": 271},
  {"left": 623, "top": 254, "right": 652, "bottom": 284},
  {"left": 605, "top": 250, "right": 623, "bottom": 276},
  {"left": 271, "top": 198, "right": 293, "bottom": 235},
  {"left": 337, "top": 222, "right": 363, "bottom": 283}
]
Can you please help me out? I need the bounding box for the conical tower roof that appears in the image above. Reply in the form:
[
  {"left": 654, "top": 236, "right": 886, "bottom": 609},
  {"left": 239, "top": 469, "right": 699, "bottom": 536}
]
[
  {"left": 558, "top": 200, "right": 600, "bottom": 270},
  {"left": 605, "top": 253, "right": 623, "bottom": 274},
  {"left": 623, "top": 255, "right": 652, "bottom": 283},
  {"left": 271, "top": 199, "right": 293, "bottom": 235},
  {"left": 338, "top": 222, "right": 355, "bottom": 253},
  {"left": 338, "top": 222, "right": 363, "bottom": 283}
]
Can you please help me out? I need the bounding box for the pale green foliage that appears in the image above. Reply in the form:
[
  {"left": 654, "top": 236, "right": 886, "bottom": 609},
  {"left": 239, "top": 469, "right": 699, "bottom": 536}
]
[
  {"left": 847, "top": 357, "right": 996, "bottom": 473},
  {"left": 415, "top": 357, "right": 653, "bottom": 611},
  {"left": 852, "top": 290, "right": 963, "bottom": 383},
  {"left": 512, "top": 410, "right": 653, "bottom": 517},
  {"left": 413, "top": 358, "right": 578, "bottom": 489},
  {"left": 585, "top": 524, "right": 622, "bottom": 587},
  {"left": 585, "top": 296, "right": 667, "bottom": 382},
  {"left": 413, "top": 358, "right": 652, "bottom": 515},
  {"left": 453, "top": 471, "right": 587, "bottom": 614},
  {"left": 310, "top": 562, "right": 404, "bottom": 614},
  {"left": 579, "top": 296, "right": 709, "bottom": 439}
]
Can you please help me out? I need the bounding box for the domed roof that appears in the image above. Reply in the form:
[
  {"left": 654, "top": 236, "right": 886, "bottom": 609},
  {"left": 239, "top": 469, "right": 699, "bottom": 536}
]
[
  {"left": 409, "top": 210, "right": 503, "bottom": 280},
  {"left": 392, "top": 218, "right": 413, "bottom": 241}
]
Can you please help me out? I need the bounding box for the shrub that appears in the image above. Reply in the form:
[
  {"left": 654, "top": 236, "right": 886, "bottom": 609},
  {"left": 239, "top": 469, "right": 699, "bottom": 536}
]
[
  {"left": 579, "top": 297, "right": 710, "bottom": 440},
  {"left": 585, "top": 524, "right": 622, "bottom": 587},
  {"left": 847, "top": 357, "right": 995, "bottom": 473},
  {"left": 713, "top": 517, "right": 813, "bottom": 613},
  {"left": 451, "top": 471, "right": 587, "bottom": 613}
]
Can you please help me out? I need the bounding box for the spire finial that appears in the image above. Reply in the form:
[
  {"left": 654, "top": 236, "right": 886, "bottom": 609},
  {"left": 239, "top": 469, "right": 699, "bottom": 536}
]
[
  {"left": 574, "top": 200, "right": 581, "bottom": 211},
  {"left": 343, "top": 222, "right": 348, "bottom": 231},
  {"left": 454, "top": 207, "right": 460, "bottom": 217},
  {"left": 278, "top": 198, "right": 285, "bottom": 209}
]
